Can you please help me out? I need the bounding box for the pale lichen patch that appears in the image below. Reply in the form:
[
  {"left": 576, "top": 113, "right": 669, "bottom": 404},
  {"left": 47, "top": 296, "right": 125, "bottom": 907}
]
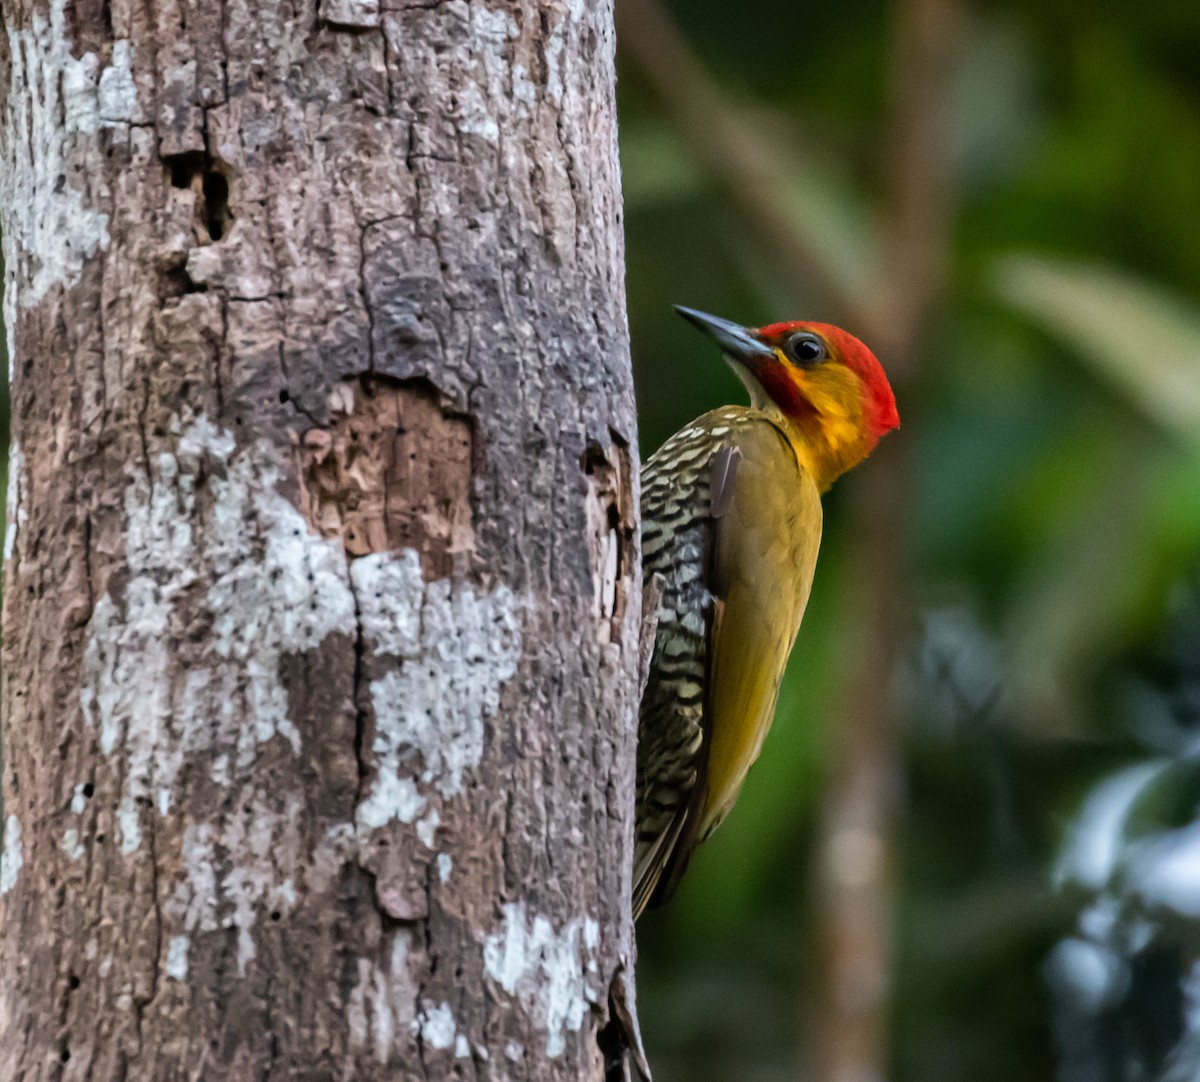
[
  {"left": 346, "top": 930, "right": 420, "bottom": 1065},
  {"left": 97, "top": 40, "right": 138, "bottom": 124},
  {"left": 321, "top": 0, "right": 380, "bottom": 28},
  {"left": 174, "top": 823, "right": 219, "bottom": 939},
  {"left": 418, "top": 1001, "right": 458, "bottom": 1051},
  {"left": 482, "top": 901, "right": 602, "bottom": 1057},
  {"left": 165, "top": 935, "right": 190, "bottom": 980},
  {"left": 61, "top": 828, "right": 85, "bottom": 862},
  {"left": 353, "top": 556, "right": 523, "bottom": 829},
  {"left": 117, "top": 791, "right": 142, "bottom": 855},
  {"left": 415, "top": 808, "right": 441, "bottom": 849},
  {"left": 454, "top": 5, "right": 517, "bottom": 146},
  {"left": 352, "top": 551, "right": 425, "bottom": 659},
  {"left": 358, "top": 773, "right": 425, "bottom": 830},
  {"left": 0, "top": 0, "right": 136, "bottom": 307},
  {"left": 0, "top": 816, "right": 23, "bottom": 895},
  {"left": 73, "top": 414, "right": 360, "bottom": 987},
  {"left": 170, "top": 792, "right": 305, "bottom": 976},
  {"left": 80, "top": 415, "right": 357, "bottom": 855},
  {"left": 4, "top": 443, "right": 24, "bottom": 563}
]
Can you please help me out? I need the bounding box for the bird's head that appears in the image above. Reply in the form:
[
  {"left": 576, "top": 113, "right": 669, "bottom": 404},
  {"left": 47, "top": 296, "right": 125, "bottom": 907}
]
[{"left": 675, "top": 305, "right": 899, "bottom": 489}]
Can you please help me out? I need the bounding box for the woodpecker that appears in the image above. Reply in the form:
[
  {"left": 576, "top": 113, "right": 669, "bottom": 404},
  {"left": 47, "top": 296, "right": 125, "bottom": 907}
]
[{"left": 634, "top": 306, "right": 899, "bottom": 917}]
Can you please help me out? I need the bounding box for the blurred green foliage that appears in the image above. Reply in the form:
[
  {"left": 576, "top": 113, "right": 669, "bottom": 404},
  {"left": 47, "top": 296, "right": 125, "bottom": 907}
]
[{"left": 620, "top": 1, "right": 1200, "bottom": 1080}]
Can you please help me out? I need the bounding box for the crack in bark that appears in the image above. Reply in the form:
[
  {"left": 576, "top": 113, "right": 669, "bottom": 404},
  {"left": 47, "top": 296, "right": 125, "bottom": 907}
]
[
  {"left": 129, "top": 809, "right": 165, "bottom": 1060},
  {"left": 215, "top": 295, "right": 228, "bottom": 418},
  {"left": 348, "top": 571, "right": 370, "bottom": 803},
  {"left": 358, "top": 224, "right": 377, "bottom": 373},
  {"left": 261, "top": 972, "right": 280, "bottom": 1082},
  {"left": 135, "top": 372, "right": 154, "bottom": 484}
]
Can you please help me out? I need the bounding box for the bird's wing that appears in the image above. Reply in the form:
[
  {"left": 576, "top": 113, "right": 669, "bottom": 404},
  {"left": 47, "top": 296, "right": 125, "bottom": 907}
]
[
  {"left": 699, "top": 420, "right": 822, "bottom": 841},
  {"left": 634, "top": 420, "right": 723, "bottom": 915},
  {"left": 634, "top": 416, "right": 822, "bottom": 914}
]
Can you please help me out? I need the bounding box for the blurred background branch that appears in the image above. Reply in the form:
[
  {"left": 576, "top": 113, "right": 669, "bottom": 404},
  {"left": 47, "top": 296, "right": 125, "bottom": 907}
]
[{"left": 810, "top": 0, "right": 961, "bottom": 1078}]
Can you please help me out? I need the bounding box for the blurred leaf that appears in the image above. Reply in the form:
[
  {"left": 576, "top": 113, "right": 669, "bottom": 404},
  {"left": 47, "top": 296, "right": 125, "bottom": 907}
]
[
  {"left": 992, "top": 256, "right": 1200, "bottom": 444},
  {"left": 1054, "top": 761, "right": 1171, "bottom": 891}
]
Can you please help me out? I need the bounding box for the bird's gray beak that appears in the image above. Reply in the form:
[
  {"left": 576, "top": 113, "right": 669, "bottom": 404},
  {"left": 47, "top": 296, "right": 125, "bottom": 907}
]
[{"left": 674, "top": 305, "right": 776, "bottom": 366}]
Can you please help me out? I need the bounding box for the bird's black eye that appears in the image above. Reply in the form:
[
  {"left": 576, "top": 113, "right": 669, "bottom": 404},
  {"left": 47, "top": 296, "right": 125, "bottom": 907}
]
[{"left": 787, "top": 333, "right": 826, "bottom": 366}]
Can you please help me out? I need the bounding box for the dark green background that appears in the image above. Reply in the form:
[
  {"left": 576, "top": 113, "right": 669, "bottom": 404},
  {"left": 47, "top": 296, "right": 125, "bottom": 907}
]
[{"left": 620, "top": 1, "right": 1200, "bottom": 1080}]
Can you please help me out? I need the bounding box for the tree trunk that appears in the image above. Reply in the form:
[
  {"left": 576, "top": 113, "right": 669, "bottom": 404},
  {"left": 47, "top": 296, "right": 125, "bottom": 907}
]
[{"left": 0, "top": 1, "right": 640, "bottom": 1079}]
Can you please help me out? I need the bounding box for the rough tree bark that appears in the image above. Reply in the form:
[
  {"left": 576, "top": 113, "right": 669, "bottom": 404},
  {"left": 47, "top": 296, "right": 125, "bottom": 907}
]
[{"left": 0, "top": 1, "right": 640, "bottom": 1079}]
